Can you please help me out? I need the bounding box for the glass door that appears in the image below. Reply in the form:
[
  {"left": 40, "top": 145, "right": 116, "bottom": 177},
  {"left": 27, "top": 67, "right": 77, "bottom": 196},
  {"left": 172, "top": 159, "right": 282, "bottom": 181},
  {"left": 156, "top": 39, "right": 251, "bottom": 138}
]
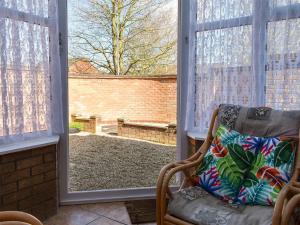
[{"left": 58, "top": 0, "right": 182, "bottom": 203}]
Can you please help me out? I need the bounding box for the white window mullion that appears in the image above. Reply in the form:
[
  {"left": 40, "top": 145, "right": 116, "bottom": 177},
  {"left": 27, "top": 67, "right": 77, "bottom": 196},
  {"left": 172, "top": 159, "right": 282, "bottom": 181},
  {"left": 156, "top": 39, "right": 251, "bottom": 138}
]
[
  {"left": 269, "top": 3, "right": 300, "bottom": 21},
  {"left": 0, "top": 18, "right": 9, "bottom": 136},
  {"left": 188, "top": 0, "right": 197, "bottom": 130},
  {"left": 176, "top": 0, "right": 198, "bottom": 161},
  {"left": 252, "top": 0, "right": 269, "bottom": 106},
  {"left": 0, "top": 7, "right": 49, "bottom": 27},
  {"left": 196, "top": 16, "right": 252, "bottom": 32}
]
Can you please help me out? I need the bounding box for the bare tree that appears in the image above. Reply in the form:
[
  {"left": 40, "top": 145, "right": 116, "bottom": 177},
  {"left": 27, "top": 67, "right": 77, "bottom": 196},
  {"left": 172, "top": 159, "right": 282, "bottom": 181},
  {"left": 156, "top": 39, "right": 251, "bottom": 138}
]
[{"left": 69, "top": 0, "right": 177, "bottom": 75}]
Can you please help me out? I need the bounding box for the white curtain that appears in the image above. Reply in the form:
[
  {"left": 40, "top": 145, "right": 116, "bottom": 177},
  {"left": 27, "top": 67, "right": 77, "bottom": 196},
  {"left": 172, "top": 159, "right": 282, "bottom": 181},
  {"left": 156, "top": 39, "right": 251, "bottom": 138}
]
[
  {"left": 0, "top": 0, "right": 63, "bottom": 144},
  {"left": 190, "top": 0, "right": 300, "bottom": 134}
]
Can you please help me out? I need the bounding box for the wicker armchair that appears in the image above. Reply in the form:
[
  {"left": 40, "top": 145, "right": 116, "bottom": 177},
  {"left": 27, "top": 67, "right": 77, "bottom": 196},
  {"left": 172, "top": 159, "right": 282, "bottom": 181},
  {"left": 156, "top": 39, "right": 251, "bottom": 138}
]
[
  {"left": 156, "top": 108, "right": 300, "bottom": 225},
  {"left": 0, "top": 211, "right": 43, "bottom": 225}
]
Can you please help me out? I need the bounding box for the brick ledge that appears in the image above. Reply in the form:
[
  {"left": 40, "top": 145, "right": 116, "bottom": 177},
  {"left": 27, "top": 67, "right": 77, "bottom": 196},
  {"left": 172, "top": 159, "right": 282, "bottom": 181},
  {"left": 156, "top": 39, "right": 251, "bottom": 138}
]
[{"left": 0, "top": 136, "right": 60, "bottom": 156}]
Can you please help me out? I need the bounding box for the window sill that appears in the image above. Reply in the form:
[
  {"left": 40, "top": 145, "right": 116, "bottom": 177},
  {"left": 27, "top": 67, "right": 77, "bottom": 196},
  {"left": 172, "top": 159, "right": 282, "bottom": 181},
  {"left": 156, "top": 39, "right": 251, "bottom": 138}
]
[
  {"left": 0, "top": 135, "right": 60, "bottom": 156},
  {"left": 187, "top": 130, "right": 206, "bottom": 140}
]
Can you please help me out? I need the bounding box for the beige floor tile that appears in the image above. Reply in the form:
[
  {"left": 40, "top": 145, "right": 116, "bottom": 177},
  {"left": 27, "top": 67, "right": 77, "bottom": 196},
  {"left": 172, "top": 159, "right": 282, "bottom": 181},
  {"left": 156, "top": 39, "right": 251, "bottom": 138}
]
[
  {"left": 80, "top": 202, "right": 132, "bottom": 224},
  {"left": 138, "top": 223, "right": 156, "bottom": 225},
  {"left": 44, "top": 205, "right": 100, "bottom": 225},
  {"left": 88, "top": 217, "right": 125, "bottom": 225}
]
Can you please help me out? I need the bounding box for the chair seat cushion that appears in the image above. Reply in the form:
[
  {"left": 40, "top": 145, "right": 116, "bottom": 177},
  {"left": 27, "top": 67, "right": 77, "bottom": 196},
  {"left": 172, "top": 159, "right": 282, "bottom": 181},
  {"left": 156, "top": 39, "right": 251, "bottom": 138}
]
[{"left": 168, "top": 187, "right": 273, "bottom": 225}]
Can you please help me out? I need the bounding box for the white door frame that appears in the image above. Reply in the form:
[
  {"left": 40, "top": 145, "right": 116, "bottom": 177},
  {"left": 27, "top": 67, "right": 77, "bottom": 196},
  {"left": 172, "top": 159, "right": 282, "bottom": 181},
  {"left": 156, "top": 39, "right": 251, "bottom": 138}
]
[{"left": 57, "top": 0, "right": 193, "bottom": 205}]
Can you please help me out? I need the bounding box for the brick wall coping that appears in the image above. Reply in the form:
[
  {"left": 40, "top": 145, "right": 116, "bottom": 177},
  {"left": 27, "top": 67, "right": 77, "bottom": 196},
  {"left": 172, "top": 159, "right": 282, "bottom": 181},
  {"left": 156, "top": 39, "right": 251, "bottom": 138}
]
[
  {"left": 123, "top": 121, "right": 169, "bottom": 129},
  {"left": 118, "top": 118, "right": 176, "bottom": 129},
  {"left": 71, "top": 114, "right": 101, "bottom": 120},
  {"left": 68, "top": 74, "right": 177, "bottom": 80},
  {"left": 0, "top": 135, "right": 59, "bottom": 156}
]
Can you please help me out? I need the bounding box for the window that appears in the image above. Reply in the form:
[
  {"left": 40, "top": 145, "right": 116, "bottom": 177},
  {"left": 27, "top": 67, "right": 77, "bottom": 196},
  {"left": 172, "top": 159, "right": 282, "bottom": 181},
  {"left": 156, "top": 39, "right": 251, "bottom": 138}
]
[
  {"left": 189, "top": 0, "right": 300, "bottom": 133},
  {"left": 0, "top": 0, "right": 63, "bottom": 143}
]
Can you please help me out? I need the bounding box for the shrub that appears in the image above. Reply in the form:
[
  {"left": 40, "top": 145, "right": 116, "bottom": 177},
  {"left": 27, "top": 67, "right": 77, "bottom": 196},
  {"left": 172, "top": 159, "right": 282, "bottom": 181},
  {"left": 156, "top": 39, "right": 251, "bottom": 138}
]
[{"left": 69, "top": 122, "right": 84, "bottom": 131}]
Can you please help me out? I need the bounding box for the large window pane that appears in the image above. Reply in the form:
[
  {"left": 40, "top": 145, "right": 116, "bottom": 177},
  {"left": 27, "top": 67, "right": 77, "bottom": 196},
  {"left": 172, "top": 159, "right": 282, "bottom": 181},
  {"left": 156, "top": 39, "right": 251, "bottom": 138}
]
[
  {"left": 0, "top": 18, "right": 50, "bottom": 137},
  {"left": 197, "top": 0, "right": 253, "bottom": 23},
  {"left": 266, "top": 19, "right": 300, "bottom": 110},
  {"left": 67, "top": 0, "right": 178, "bottom": 192},
  {"left": 195, "top": 25, "right": 252, "bottom": 130}
]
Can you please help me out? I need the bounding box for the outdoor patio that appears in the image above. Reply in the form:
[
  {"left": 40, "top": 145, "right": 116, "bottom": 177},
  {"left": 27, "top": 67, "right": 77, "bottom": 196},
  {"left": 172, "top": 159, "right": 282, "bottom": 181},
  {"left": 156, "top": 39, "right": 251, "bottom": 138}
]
[{"left": 68, "top": 133, "right": 176, "bottom": 191}]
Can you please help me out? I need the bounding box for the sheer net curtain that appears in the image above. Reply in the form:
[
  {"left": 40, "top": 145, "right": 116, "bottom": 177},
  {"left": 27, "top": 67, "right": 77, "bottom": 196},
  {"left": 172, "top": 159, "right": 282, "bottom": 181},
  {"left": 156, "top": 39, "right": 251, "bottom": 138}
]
[
  {"left": 0, "top": 0, "right": 63, "bottom": 144},
  {"left": 189, "top": 0, "right": 300, "bottom": 134}
]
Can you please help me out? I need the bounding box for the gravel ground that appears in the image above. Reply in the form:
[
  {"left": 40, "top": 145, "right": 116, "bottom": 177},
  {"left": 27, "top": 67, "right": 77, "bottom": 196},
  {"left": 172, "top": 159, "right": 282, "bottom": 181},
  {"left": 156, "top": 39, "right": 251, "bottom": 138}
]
[{"left": 68, "top": 134, "right": 176, "bottom": 191}]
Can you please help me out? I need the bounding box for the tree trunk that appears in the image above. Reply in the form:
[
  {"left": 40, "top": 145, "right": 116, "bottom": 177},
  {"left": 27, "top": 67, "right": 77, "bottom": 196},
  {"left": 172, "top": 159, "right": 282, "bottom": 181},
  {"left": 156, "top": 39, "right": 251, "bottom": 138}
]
[{"left": 111, "top": 0, "right": 120, "bottom": 75}]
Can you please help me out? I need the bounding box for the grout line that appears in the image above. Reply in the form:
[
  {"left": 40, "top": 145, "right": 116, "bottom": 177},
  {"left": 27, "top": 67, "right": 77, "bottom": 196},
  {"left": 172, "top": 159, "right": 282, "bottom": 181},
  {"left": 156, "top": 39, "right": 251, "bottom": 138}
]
[
  {"left": 85, "top": 215, "right": 103, "bottom": 225},
  {"left": 80, "top": 206, "right": 131, "bottom": 225},
  {"left": 98, "top": 215, "right": 129, "bottom": 225},
  {"left": 86, "top": 215, "right": 128, "bottom": 225}
]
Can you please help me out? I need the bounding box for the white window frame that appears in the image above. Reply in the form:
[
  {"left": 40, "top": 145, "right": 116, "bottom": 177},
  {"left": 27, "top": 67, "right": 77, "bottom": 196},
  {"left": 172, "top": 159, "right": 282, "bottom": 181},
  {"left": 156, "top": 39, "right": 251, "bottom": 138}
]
[
  {"left": 57, "top": 0, "right": 187, "bottom": 204},
  {"left": 190, "top": 0, "right": 300, "bottom": 131}
]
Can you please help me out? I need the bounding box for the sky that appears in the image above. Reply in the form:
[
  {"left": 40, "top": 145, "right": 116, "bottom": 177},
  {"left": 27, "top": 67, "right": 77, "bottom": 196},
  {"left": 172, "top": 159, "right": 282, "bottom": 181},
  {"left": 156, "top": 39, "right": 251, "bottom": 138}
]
[
  {"left": 68, "top": 0, "right": 178, "bottom": 25},
  {"left": 67, "top": 0, "right": 178, "bottom": 54}
]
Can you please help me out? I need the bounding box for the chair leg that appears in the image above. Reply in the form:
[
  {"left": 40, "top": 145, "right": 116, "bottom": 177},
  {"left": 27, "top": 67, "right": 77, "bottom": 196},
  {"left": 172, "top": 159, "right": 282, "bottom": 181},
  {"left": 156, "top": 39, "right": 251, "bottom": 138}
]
[{"left": 157, "top": 164, "right": 175, "bottom": 225}]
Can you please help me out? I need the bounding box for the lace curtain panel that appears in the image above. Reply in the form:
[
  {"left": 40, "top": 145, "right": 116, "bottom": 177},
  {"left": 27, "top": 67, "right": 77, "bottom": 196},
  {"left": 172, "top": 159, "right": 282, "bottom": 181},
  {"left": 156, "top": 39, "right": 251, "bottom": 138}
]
[
  {"left": 0, "top": 0, "right": 63, "bottom": 143},
  {"left": 189, "top": 0, "right": 300, "bottom": 133}
]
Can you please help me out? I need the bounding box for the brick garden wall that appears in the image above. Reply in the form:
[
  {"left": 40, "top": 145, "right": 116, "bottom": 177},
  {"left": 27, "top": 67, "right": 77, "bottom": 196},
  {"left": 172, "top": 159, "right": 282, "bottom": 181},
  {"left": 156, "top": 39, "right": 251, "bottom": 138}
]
[
  {"left": 0, "top": 145, "right": 58, "bottom": 221},
  {"left": 117, "top": 119, "right": 176, "bottom": 145},
  {"left": 69, "top": 75, "right": 177, "bottom": 124},
  {"left": 71, "top": 115, "right": 101, "bottom": 133}
]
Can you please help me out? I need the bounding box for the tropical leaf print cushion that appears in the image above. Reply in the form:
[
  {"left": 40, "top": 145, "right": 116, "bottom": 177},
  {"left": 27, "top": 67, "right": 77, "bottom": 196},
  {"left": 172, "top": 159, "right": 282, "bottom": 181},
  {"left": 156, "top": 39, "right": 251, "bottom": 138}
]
[
  {"left": 194, "top": 125, "right": 257, "bottom": 202},
  {"left": 237, "top": 137, "right": 297, "bottom": 206}
]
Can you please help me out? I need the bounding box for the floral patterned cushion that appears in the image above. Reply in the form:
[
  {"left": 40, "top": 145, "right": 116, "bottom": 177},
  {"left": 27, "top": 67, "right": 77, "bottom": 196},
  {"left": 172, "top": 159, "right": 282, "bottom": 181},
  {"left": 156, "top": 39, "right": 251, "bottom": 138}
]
[
  {"left": 194, "top": 125, "right": 257, "bottom": 202},
  {"left": 237, "top": 136, "right": 297, "bottom": 206}
]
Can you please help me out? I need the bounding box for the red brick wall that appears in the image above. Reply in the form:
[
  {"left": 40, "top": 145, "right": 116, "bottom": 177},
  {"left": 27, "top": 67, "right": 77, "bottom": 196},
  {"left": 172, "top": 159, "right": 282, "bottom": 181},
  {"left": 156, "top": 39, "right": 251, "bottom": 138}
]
[
  {"left": 0, "top": 145, "right": 58, "bottom": 221},
  {"left": 69, "top": 75, "right": 177, "bottom": 123},
  {"left": 188, "top": 137, "right": 205, "bottom": 157}
]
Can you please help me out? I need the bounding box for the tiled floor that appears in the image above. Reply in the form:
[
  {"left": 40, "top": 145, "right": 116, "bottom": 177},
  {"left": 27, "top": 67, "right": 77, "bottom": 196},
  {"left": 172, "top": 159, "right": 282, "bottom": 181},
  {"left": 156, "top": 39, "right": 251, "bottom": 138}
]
[{"left": 44, "top": 202, "right": 156, "bottom": 225}]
